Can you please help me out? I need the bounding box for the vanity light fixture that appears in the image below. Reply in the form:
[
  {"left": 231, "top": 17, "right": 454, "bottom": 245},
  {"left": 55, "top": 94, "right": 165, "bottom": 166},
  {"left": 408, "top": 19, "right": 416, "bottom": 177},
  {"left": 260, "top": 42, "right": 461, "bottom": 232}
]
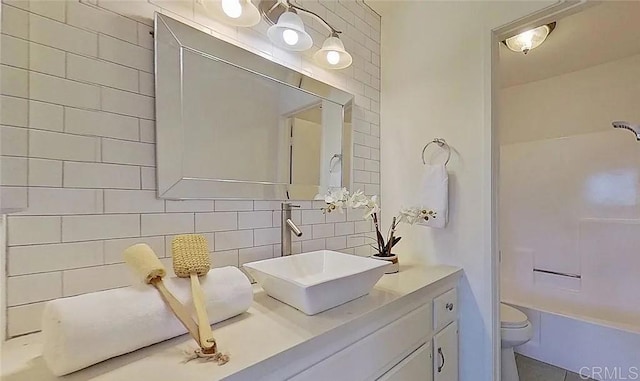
[
  {"left": 503, "top": 22, "right": 556, "bottom": 54},
  {"left": 261, "top": 0, "right": 353, "bottom": 69},
  {"left": 202, "top": 0, "right": 261, "bottom": 27},
  {"left": 266, "top": 10, "right": 313, "bottom": 51},
  {"left": 313, "top": 33, "right": 353, "bottom": 69}
]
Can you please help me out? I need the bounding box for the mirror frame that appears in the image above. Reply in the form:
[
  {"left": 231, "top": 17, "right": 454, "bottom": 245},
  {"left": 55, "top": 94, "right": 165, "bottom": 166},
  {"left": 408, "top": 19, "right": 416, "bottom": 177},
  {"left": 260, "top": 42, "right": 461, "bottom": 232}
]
[{"left": 154, "top": 13, "right": 353, "bottom": 200}]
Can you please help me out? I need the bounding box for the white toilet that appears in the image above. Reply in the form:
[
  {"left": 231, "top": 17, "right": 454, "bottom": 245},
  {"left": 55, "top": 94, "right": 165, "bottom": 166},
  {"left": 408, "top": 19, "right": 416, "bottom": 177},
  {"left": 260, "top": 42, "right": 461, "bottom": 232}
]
[{"left": 500, "top": 303, "right": 534, "bottom": 381}]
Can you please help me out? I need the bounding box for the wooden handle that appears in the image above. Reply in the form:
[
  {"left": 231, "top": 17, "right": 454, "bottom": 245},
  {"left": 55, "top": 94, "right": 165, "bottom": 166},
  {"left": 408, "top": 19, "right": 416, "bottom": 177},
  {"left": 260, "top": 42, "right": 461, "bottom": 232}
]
[
  {"left": 191, "top": 273, "right": 216, "bottom": 352},
  {"left": 151, "top": 278, "right": 200, "bottom": 344}
]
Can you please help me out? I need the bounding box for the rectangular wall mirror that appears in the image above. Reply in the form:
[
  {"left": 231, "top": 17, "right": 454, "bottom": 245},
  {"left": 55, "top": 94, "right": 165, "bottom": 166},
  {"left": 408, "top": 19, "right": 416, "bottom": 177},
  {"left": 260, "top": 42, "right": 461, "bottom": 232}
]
[{"left": 155, "top": 14, "right": 353, "bottom": 200}]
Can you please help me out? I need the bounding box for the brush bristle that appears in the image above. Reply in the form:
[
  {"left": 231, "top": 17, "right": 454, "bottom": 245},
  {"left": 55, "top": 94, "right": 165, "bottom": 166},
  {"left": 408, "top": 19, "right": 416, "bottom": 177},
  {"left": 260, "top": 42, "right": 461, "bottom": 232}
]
[
  {"left": 123, "top": 243, "right": 166, "bottom": 284},
  {"left": 172, "top": 234, "right": 211, "bottom": 277}
]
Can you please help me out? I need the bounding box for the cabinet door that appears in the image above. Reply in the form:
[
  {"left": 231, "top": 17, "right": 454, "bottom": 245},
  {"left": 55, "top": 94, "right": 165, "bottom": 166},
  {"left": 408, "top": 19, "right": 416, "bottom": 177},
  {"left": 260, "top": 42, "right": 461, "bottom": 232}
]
[
  {"left": 433, "top": 321, "right": 458, "bottom": 381},
  {"left": 378, "top": 343, "right": 433, "bottom": 381}
]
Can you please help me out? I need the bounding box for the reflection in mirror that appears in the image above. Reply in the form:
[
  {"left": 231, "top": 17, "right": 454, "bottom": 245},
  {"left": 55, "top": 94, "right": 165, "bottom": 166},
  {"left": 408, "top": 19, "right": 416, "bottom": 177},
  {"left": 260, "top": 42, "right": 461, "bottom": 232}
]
[{"left": 155, "top": 14, "right": 353, "bottom": 200}]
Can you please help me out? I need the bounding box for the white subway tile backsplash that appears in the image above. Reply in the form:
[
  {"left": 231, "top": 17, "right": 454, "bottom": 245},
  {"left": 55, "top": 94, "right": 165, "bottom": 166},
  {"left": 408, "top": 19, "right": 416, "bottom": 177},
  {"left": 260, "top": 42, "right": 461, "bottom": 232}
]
[
  {"left": 7, "top": 302, "right": 45, "bottom": 337},
  {"left": 214, "top": 230, "right": 253, "bottom": 251},
  {"left": 30, "top": 100, "right": 64, "bottom": 131},
  {"left": 195, "top": 212, "right": 237, "bottom": 232},
  {"left": 8, "top": 241, "right": 104, "bottom": 276},
  {"left": 7, "top": 216, "right": 61, "bottom": 245},
  {"left": 63, "top": 263, "right": 130, "bottom": 296},
  {"left": 0, "top": 126, "right": 28, "bottom": 156},
  {"left": 313, "top": 223, "right": 335, "bottom": 239},
  {"left": 102, "top": 138, "right": 155, "bottom": 166},
  {"left": 165, "top": 200, "right": 214, "bottom": 213},
  {"left": 254, "top": 227, "right": 280, "bottom": 246},
  {"left": 354, "top": 220, "right": 372, "bottom": 234},
  {"left": 302, "top": 239, "right": 325, "bottom": 252},
  {"left": 98, "top": 34, "right": 153, "bottom": 72},
  {"left": 211, "top": 249, "right": 239, "bottom": 268},
  {"left": 104, "top": 236, "right": 165, "bottom": 264},
  {"left": 104, "top": 190, "right": 164, "bottom": 213},
  {"left": 65, "top": 107, "right": 139, "bottom": 141},
  {"left": 139, "top": 119, "right": 155, "bottom": 143},
  {"left": 66, "top": 1, "right": 138, "bottom": 44},
  {"left": 67, "top": 53, "right": 139, "bottom": 92},
  {"left": 326, "top": 236, "right": 347, "bottom": 250},
  {"left": 29, "top": 12, "right": 97, "bottom": 56},
  {"left": 18, "top": 188, "right": 103, "bottom": 215},
  {"left": 141, "top": 213, "right": 194, "bottom": 236},
  {"left": 101, "top": 87, "right": 154, "bottom": 119},
  {"left": 239, "top": 245, "right": 274, "bottom": 265},
  {"left": 28, "top": 158, "right": 62, "bottom": 187},
  {"left": 30, "top": 129, "right": 100, "bottom": 161},
  {"left": 1, "top": 34, "right": 28, "bottom": 68},
  {"left": 2, "top": 4, "right": 29, "bottom": 39},
  {"left": 302, "top": 209, "right": 325, "bottom": 225},
  {"left": 1, "top": 95, "right": 28, "bottom": 127},
  {"left": 1, "top": 65, "right": 28, "bottom": 97},
  {"left": 0, "top": 157, "right": 26, "bottom": 187},
  {"left": 238, "top": 211, "right": 272, "bottom": 229},
  {"left": 7, "top": 272, "right": 62, "bottom": 306},
  {"left": 64, "top": 162, "right": 140, "bottom": 189},
  {"left": 137, "top": 22, "right": 154, "bottom": 49},
  {"left": 8, "top": 0, "right": 66, "bottom": 22},
  {"left": 62, "top": 214, "right": 140, "bottom": 242},
  {"left": 335, "top": 222, "right": 355, "bottom": 236},
  {"left": 141, "top": 167, "right": 156, "bottom": 190},
  {"left": 30, "top": 42, "right": 66, "bottom": 77},
  {"left": 139, "top": 71, "right": 154, "bottom": 96},
  {"left": 30, "top": 71, "right": 100, "bottom": 109},
  {"left": 215, "top": 200, "right": 253, "bottom": 211}
]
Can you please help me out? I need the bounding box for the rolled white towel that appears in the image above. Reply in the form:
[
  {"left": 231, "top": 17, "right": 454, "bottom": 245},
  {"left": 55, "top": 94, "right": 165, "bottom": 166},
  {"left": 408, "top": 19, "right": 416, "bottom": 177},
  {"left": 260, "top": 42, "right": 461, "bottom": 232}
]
[{"left": 42, "top": 266, "right": 252, "bottom": 376}]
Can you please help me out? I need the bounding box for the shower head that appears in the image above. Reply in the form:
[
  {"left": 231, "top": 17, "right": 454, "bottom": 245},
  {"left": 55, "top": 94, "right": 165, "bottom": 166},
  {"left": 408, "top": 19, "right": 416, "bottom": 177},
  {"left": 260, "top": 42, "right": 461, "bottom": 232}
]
[{"left": 612, "top": 121, "right": 640, "bottom": 141}]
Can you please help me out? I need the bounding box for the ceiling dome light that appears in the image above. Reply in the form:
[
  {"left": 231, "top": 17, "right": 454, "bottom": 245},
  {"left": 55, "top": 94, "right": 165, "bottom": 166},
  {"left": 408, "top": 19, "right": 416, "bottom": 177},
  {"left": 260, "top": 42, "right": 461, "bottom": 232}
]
[
  {"left": 504, "top": 22, "right": 556, "bottom": 54},
  {"left": 202, "top": 0, "right": 261, "bottom": 27},
  {"left": 267, "top": 11, "right": 312, "bottom": 51},
  {"left": 313, "top": 35, "right": 352, "bottom": 69}
]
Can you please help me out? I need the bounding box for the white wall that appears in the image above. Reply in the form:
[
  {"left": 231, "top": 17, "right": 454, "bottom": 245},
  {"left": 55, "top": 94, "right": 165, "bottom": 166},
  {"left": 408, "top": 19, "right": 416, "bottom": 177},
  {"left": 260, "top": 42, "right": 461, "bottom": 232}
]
[
  {"left": 374, "top": 2, "right": 555, "bottom": 381},
  {"left": 0, "top": 0, "right": 381, "bottom": 338}
]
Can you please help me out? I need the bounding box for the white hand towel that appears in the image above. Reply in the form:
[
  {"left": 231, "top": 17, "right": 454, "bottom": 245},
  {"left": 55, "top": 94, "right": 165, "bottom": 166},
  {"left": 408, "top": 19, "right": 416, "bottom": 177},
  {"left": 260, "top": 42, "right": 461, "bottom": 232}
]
[
  {"left": 42, "top": 266, "right": 252, "bottom": 376},
  {"left": 418, "top": 164, "right": 448, "bottom": 228}
]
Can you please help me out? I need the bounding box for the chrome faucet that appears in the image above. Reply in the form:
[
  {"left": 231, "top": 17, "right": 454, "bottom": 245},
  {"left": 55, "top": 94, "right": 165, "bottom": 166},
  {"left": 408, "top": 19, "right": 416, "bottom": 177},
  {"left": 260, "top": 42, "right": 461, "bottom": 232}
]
[{"left": 281, "top": 203, "right": 302, "bottom": 256}]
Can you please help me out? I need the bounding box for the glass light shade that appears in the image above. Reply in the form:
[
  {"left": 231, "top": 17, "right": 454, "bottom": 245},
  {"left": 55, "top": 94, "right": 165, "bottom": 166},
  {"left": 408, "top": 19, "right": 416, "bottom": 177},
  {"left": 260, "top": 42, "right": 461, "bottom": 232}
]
[
  {"left": 313, "top": 36, "right": 352, "bottom": 69},
  {"left": 203, "top": 0, "right": 261, "bottom": 27},
  {"left": 267, "top": 11, "right": 312, "bottom": 51},
  {"left": 505, "top": 24, "right": 551, "bottom": 54}
]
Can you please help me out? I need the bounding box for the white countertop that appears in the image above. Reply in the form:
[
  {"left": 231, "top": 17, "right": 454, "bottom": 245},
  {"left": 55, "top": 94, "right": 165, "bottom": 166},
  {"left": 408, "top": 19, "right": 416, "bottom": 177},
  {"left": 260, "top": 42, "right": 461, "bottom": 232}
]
[{"left": 1, "top": 263, "right": 461, "bottom": 381}]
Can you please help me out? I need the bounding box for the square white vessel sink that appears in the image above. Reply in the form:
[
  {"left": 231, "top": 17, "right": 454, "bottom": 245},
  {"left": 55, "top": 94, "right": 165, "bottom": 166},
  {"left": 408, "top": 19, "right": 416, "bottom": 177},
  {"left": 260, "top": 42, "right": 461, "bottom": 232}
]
[{"left": 243, "top": 250, "right": 388, "bottom": 315}]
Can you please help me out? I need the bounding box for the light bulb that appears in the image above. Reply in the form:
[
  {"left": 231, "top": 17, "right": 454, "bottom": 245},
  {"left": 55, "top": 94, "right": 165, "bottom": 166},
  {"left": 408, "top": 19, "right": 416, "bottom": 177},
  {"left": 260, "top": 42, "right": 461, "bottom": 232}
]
[
  {"left": 282, "top": 29, "right": 299, "bottom": 46},
  {"left": 326, "top": 51, "right": 340, "bottom": 65},
  {"left": 221, "top": 0, "right": 242, "bottom": 19},
  {"left": 518, "top": 30, "right": 534, "bottom": 52}
]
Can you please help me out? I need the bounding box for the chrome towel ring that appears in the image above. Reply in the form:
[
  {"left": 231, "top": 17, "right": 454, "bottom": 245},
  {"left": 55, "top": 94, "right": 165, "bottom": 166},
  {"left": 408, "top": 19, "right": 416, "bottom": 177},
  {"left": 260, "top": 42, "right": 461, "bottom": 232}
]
[{"left": 421, "top": 138, "right": 451, "bottom": 165}]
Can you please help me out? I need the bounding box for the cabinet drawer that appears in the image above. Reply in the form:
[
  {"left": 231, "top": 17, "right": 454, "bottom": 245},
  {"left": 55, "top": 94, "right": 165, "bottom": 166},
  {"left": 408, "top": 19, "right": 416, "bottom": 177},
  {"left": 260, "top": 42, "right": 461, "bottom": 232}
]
[
  {"left": 377, "top": 342, "right": 433, "bottom": 381},
  {"left": 290, "top": 304, "right": 432, "bottom": 381},
  {"left": 433, "top": 288, "right": 457, "bottom": 332}
]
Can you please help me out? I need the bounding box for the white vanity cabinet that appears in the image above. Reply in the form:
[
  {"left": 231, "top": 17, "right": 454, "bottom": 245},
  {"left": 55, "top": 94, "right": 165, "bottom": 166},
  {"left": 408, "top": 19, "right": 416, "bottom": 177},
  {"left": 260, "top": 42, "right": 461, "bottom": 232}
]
[{"left": 289, "top": 287, "right": 458, "bottom": 381}]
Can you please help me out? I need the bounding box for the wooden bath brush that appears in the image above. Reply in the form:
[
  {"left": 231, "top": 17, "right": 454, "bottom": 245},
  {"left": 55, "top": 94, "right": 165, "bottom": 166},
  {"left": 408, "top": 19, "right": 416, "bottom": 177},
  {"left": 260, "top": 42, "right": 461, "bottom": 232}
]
[
  {"left": 172, "top": 234, "right": 218, "bottom": 354},
  {"left": 122, "top": 244, "right": 199, "bottom": 343}
]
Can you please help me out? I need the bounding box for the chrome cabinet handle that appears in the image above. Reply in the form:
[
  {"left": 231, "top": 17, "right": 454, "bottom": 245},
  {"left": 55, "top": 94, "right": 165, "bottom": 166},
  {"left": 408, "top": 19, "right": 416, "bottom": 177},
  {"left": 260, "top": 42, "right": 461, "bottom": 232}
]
[
  {"left": 445, "top": 302, "right": 454, "bottom": 311},
  {"left": 437, "top": 347, "right": 445, "bottom": 373}
]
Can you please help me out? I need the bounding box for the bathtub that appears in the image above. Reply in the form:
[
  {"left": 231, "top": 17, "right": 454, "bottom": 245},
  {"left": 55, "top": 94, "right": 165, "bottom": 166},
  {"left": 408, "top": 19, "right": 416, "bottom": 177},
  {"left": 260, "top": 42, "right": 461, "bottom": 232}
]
[{"left": 503, "top": 295, "right": 640, "bottom": 381}]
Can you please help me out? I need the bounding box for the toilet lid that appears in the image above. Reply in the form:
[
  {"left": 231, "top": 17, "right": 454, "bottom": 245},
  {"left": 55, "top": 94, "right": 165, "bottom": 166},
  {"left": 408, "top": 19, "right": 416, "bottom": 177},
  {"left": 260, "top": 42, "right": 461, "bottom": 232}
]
[{"left": 501, "top": 303, "right": 528, "bottom": 328}]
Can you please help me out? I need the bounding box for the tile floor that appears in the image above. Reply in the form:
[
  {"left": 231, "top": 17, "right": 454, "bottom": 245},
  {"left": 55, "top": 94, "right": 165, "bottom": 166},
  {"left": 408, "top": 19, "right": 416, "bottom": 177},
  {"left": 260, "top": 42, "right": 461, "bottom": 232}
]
[{"left": 516, "top": 354, "right": 595, "bottom": 381}]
